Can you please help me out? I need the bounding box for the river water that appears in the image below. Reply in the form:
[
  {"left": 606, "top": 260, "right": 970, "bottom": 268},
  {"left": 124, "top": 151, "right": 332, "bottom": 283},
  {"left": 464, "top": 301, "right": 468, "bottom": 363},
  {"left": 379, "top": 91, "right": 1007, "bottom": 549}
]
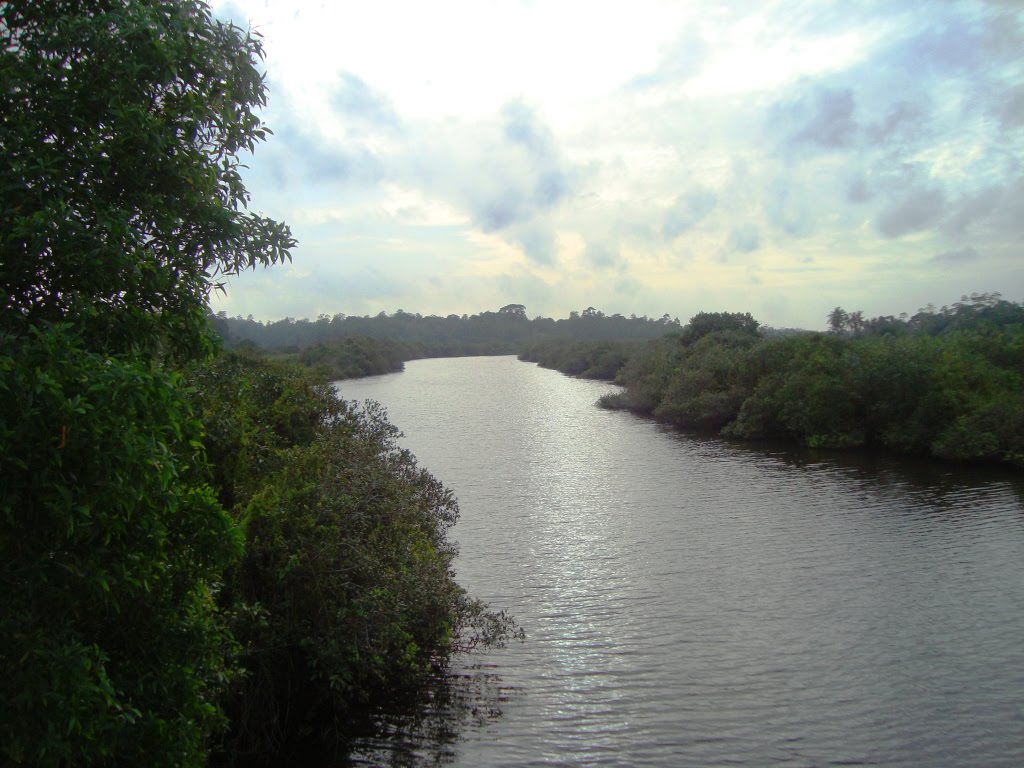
[{"left": 335, "top": 356, "right": 1024, "bottom": 767}]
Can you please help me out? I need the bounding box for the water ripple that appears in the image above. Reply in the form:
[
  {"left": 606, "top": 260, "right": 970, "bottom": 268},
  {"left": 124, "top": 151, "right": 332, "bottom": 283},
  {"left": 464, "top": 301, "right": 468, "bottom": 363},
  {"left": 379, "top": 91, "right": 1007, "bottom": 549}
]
[{"left": 339, "top": 358, "right": 1024, "bottom": 767}]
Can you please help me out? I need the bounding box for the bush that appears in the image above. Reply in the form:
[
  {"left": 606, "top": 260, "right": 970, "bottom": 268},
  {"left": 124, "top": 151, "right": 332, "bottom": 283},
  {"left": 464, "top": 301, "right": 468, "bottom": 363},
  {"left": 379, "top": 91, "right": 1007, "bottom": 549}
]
[
  {"left": 187, "top": 353, "right": 519, "bottom": 763},
  {"left": 0, "top": 326, "right": 240, "bottom": 766}
]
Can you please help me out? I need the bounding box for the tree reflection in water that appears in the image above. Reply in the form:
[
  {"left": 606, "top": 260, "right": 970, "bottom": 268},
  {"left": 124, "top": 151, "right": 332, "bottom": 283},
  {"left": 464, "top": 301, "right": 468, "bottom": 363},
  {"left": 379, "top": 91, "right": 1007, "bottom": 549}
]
[{"left": 341, "top": 662, "right": 520, "bottom": 767}]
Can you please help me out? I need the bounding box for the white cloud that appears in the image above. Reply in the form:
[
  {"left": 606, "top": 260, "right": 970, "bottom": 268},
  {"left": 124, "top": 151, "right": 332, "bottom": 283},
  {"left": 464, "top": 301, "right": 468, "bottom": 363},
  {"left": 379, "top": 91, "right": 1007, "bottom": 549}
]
[{"left": 212, "top": 0, "right": 1024, "bottom": 330}]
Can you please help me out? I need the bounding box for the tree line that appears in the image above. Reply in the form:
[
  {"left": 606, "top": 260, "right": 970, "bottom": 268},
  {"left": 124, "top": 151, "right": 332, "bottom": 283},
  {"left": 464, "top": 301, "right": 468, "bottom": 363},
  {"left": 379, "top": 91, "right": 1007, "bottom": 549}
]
[
  {"left": 524, "top": 298, "right": 1024, "bottom": 468},
  {"left": 212, "top": 306, "right": 681, "bottom": 380}
]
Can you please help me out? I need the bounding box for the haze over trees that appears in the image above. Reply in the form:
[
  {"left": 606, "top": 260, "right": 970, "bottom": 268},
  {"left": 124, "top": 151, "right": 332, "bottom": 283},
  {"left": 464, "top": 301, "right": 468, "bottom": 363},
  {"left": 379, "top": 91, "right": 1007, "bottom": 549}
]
[
  {"left": 215, "top": 305, "right": 679, "bottom": 350},
  {"left": 212, "top": 306, "right": 681, "bottom": 379}
]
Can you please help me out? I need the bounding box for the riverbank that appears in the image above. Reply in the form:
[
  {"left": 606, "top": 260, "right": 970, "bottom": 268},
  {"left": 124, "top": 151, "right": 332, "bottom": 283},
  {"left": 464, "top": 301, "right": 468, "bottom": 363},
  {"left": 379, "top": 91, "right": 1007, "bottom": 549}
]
[{"left": 520, "top": 303, "right": 1024, "bottom": 469}]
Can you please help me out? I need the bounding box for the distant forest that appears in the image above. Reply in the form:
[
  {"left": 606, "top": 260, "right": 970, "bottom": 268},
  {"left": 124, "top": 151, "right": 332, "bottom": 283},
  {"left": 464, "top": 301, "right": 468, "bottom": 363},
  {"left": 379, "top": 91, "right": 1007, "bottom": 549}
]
[
  {"left": 211, "top": 294, "right": 1024, "bottom": 467},
  {"left": 211, "top": 304, "right": 683, "bottom": 379}
]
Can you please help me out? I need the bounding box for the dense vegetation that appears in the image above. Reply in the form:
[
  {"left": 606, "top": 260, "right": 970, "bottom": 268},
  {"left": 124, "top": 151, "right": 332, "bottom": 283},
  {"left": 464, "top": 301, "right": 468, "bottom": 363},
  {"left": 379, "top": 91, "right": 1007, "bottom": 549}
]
[
  {"left": 0, "top": 3, "right": 513, "bottom": 766},
  {"left": 1, "top": 325, "right": 242, "bottom": 765},
  {"left": 537, "top": 298, "right": 1024, "bottom": 467},
  {"left": 2, "top": 2, "right": 291, "bottom": 763},
  {"left": 2, "top": 1, "right": 1018, "bottom": 764},
  {"left": 213, "top": 304, "right": 681, "bottom": 378},
  {"left": 187, "top": 352, "right": 516, "bottom": 764},
  {"left": 518, "top": 338, "right": 636, "bottom": 380},
  {"left": 295, "top": 334, "right": 412, "bottom": 379}
]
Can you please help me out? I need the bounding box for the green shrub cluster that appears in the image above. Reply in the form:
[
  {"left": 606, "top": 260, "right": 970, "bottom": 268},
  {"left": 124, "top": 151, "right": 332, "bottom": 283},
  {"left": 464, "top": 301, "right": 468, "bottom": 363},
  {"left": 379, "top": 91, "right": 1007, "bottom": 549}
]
[
  {"left": 724, "top": 327, "right": 1024, "bottom": 463},
  {"left": 295, "top": 335, "right": 411, "bottom": 379},
  {"left": 595, "top": 304, "right": 1024, "bottom": 467},
  {"left": 519, "top": 339, "right": 634, "bottom": 379},
  {"left": 186, "top": 352, "right": 518, "bottom": 764},
  {"left": 0, "top": 326, "right": 241, "bottom": 766}
]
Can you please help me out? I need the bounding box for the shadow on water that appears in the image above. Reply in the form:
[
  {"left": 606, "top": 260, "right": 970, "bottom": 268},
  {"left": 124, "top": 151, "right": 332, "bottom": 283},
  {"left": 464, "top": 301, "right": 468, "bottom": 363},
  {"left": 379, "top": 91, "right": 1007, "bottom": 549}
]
[
  {"left": 335, "top": 661, "right": 522, "bottom": 767},
  {"left": 653, "top": 423, "right": 1024, "bottom": 511}
]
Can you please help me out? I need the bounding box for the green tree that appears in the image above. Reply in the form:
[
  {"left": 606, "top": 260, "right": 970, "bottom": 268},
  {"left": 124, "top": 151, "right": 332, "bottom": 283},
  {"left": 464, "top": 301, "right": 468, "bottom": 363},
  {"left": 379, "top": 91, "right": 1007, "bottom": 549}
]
[
  {"left": 1, "top": 1, "right": 293, "bottom": 764},
  {"left": 1, "top": 0, "right": 294, "bottom": 360},
  {"left": 728, "top": 333, "right": 866, "bottom": 448},
  {"left": 827, "top": 306, "right": 849, "bottom": 334},
  {"left": 187, "top": 353, "right": 520, "bottom": 762},
  {"left": 678, "top": 311, "right": 760, "bottom": 345},
  {"left": 498, "top": 303, "right": 528, "bottom": 317},
  {"left": 654, "top": 330, "right": 759, "bottom": 431}
]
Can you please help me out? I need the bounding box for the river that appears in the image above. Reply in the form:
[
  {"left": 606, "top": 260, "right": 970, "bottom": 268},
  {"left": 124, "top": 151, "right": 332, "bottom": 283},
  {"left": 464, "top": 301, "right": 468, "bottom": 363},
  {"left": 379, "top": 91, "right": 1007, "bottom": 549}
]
[{"left": 335, "top": 355, "right": 1024, "bottom": 767}]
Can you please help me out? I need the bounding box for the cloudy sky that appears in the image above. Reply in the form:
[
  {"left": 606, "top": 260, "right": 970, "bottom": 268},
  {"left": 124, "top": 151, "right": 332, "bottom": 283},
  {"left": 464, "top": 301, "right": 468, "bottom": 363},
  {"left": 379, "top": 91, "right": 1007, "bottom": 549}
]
[{"left": 209, "top": 0, "right": 1022, "bottom": 330}]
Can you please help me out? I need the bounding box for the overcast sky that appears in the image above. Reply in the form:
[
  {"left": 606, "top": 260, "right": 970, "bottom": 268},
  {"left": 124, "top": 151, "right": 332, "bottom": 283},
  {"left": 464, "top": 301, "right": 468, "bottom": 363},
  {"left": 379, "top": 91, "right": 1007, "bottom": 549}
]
[{"left": 209, "top": 0, "right": 1022, "bottom": 330}]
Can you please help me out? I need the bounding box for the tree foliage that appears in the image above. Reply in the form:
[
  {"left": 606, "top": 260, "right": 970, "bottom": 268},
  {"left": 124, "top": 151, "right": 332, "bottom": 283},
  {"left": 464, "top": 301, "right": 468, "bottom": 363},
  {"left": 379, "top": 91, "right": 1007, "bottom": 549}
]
[
  {"left": 519, "top": 338, "right": 634, "bottom": 379},
  {"left": 1, "top": 0, "right": 293, "bottom": 360},
  {"left": 186, "top": 353, "right": 519, "bottom": 763},
  {"left": 677, "top": 311, "right": 760, "bottom": 345},
  {"left": 215, "top": 306, "right": 679, "bottom": 357},
  {"left": 594, "top": 300, "right": 1024, "bottom": 467},
  {"left": 296, "top": 334, "right": 411, "bottom": 380},
  {"left": 0, "top": 325, "right": 241, "bottom": 766},
  {"left": 1, "top": 1, "right": 293, "bottom": 764}
]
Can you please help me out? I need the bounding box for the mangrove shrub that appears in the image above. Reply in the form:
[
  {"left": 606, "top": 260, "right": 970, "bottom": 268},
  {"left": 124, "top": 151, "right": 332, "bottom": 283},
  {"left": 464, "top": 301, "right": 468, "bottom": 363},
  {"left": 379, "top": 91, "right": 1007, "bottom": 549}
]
[{"left": 187, "top": 353, "right": 519, "bottom": 764}]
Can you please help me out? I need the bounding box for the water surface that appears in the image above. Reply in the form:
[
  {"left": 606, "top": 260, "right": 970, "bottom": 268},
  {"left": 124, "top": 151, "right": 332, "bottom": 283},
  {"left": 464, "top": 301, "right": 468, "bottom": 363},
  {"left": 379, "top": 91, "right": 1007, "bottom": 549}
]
[{"left": 337, "top": 356, "right": 1024, "bottom": 767}]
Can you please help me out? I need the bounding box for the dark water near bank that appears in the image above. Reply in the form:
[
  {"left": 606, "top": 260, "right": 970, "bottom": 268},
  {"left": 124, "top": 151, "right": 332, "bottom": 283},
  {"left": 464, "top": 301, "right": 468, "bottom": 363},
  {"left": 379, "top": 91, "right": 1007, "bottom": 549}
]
[{"left": 335, "top": 356, "right": 1024, "bottom": 767}]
